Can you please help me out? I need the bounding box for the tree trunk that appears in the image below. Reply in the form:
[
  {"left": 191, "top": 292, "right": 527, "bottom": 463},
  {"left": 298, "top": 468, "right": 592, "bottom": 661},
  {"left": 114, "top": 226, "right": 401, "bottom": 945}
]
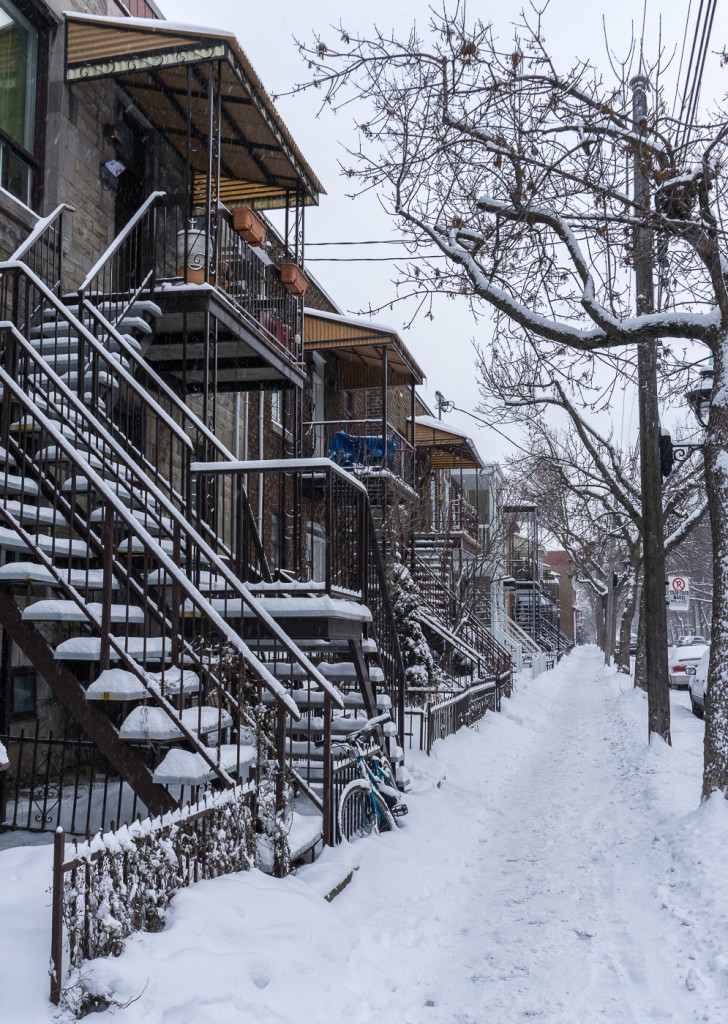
[
  {"left": 617, "top": 570, "right": 638, "bottom": 674},
  {"left": 702, "top": 351, "right": 728, "bottom": 798},
  {"left": 634, "top": 587, "right": 647, "bottom": 691}
]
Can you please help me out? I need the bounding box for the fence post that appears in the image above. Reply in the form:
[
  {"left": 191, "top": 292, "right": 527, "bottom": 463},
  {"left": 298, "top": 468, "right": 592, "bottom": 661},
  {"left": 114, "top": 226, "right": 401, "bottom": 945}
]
[
  {"left": 426, "top": 701, "right": 432, "bottom": 757},
  {"left": 322, "top": 694, "right": 332, "bottom": 846},
  {"left": 50, "top": 827, "right": 65, "bottom": 1005}
]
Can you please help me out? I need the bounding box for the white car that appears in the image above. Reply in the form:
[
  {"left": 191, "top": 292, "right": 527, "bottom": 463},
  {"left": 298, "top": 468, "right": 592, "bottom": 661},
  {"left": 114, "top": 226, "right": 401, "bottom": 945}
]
[
  {"left": 687, "top": 650, "right": 710, "bottom": 718},
  {"left": 668, "top": 643, "right": 709, "bottom": 689}
]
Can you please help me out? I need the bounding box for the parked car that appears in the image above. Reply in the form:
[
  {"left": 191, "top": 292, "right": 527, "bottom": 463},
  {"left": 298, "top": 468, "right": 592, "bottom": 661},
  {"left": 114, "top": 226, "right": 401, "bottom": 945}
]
[
  {"left": 677, "top": 634, "right": 706, "bottom": 646},
  {"left": 668, "top": 643, "right": 709, "bottom": 689},
  {"left": 687, "top": 650, "right": 710, "bottom": 718}
]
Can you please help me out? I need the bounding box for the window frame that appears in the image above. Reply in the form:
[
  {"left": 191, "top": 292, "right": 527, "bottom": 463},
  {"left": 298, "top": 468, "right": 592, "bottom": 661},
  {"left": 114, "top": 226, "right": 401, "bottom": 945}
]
[{"left": 0, "top": 0, "right": 51, "bottom": 210}]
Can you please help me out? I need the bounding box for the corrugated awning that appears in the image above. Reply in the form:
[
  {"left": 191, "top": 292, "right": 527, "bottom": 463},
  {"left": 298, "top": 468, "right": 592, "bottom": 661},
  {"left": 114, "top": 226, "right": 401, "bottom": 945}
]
[
  {"left": 303, "top": 308, "right": 425, "bottom": 388},
  {"left": 408, "top": 415, "right": 485, "bottom": 470},
  {"left": 64, "top": 13, "right": 324, "bottom": 210}
]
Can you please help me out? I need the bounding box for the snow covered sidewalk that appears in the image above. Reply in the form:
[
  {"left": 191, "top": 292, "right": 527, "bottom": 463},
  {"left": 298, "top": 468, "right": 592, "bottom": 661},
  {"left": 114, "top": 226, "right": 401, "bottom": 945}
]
[{"left": 2, "top": 646, "right": 728, "bottom": 1022}]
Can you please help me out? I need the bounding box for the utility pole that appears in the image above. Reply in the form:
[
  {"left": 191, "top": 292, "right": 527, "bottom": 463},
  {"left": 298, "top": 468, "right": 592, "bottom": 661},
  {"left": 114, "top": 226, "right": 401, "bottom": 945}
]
[{"left": 631, "top": 76, "right": 671, "bottom": 744}]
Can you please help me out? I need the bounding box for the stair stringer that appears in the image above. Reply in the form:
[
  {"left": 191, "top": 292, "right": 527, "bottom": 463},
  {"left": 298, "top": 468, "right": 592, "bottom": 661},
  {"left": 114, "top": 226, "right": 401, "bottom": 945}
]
[{"left": 0, "top": 585, "right": 176, "bottom": 816}]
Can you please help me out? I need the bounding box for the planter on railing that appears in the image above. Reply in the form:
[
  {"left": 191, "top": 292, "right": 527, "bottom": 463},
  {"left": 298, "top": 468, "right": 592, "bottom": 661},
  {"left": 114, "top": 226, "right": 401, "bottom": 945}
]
[
  {"left": 280, "top": 262, "right": 309, "bottom": 297},
  {"left": 232, "top": 206, "right": 267, "bottom": 246}
]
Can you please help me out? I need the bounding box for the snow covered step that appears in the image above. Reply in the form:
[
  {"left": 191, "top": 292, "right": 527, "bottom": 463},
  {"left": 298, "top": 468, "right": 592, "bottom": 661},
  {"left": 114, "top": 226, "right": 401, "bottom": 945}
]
[
  {"left": 261, "top": 689, "right": 391, "bottom": 712},
  {"left": 33, "top": 315, "right": 153, "bottom": 337},
  {"left": 0, "top": 474, "right": 39, "bottom": 497},
  {"left": 396, "top": 764, "right": 411, "bottom": 790},
  {"left": 0, "top": 562, "right": 117, "bottom": 589},
  {"left": 257, "top": 811, "right": 323, "bottom": 874},
  {"left": 54, "top": 635, "right": 173, "bottom": 662},
  {"left": 0, "top": 501, "right": 68, "bottom": 528},
  {"left": 58, "top": 370, "right": 119, "bottom": 394},
  {"left": 62, "top": 478, "right": 162, "bottom": 514},
  {"left": 0, "top": 526, "right": 90, "bottom": 559},
  {"left": 117, "top": 536, "right": 181, "bottom": 557},
  {"left": 20, "top": 446, "right": 126, "bottom": 479},
  {"left": 289, "top": 715, "right": 386, "bottom": 737},
  {"left": 89, "top": 507, "right": 173, "bottom": 537},
  {"left": 119, "top": 704, "right": 232, "bottom": 742},
  {"left": 22, "top": 600, "right": 145, "bottom": 624},
  {"left": 152, "top": 743, "right": 255, "bottom": 785},
  {"left": 198, "top": 596, "right": 373, "bottom": 624},
  {"left": 85, "top": 666, "right": 201, "bottom": 702},
  {"left": 44, "top": 299, "right": 162, "bottom": 322},
  {"left": 270, "top": 661, "right": 384, "bottom": 684},
  {"left": 28, "top": 333, "right": 140, "bottom": 356},
  {"left": 248, "top": 636, "right": 378, "bottom": 656}
]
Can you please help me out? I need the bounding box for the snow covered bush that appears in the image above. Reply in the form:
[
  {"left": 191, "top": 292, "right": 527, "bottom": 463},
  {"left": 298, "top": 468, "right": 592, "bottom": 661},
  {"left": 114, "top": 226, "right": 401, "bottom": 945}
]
[
  {"left": 388, "top": 562, "right": 440, "bottom": 691},
  {"left": 61, "top": 785, "right": 256, "bottom": 997}
]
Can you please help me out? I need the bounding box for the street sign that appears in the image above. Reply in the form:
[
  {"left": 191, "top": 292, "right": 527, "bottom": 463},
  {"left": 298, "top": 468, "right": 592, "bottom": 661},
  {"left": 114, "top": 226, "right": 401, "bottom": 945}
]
[{"left": 667, "top": 575, "right": 690, "bottom": 610}]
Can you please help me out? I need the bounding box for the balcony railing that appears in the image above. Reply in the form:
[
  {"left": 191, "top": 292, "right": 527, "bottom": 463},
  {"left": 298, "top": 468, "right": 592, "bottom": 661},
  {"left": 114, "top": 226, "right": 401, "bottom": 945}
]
[
  {"left": 189, "top": 458, "right": 408, "bottom": 742},
  {"left": 424, "top": 495, "right": 479, "bottom": 542},
  {"left": 80, "top": 192, "right": 304, "bottom": 365},
  {"left": 305, "top": 419, "right": 415, "bottom": 489}
]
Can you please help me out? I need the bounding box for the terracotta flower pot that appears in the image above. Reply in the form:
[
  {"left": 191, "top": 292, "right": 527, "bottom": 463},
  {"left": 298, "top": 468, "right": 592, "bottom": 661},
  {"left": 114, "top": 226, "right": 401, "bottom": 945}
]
[
  {"left": 232, "top": 206, "right": 267, "bottom": 247},
  {"left": 280, "top": 262, "right": 309, "bottom": 297}
]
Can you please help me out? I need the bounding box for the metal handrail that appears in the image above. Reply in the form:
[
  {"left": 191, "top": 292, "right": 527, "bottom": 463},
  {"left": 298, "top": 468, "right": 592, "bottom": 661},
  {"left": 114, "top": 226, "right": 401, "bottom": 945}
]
[{"left": 0, "top": 264, "right": 340, "bottom": 705}]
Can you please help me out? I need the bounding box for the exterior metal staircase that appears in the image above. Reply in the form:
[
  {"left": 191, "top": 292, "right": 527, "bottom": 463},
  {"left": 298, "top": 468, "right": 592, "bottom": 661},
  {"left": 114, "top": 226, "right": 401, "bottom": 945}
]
[{"left": 0, "top": 204, "right": 407, "bottom": 848}]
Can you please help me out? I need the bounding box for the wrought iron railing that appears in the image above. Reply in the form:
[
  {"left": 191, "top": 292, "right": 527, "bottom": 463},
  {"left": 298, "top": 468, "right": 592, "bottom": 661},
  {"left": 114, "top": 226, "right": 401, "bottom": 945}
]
[
  {"left": 79, "top": 190, "right": 303, "bottom": 364},
  {"left": 190, "top": 458, "right": 408, "bottom": 744},
  {"left": 11, "top": 203, "right": 72, "bottom": 296},
  {"left": 305, "top": 418, "right": 416, "bottom": 489},
  {"left": 425, "top": 680, "right": 501, "bottom": 754},
  {"left": 414, "top": 555, "right": 512, "bottom": 680},
  {"left": 0, "top": 265, "right": 347, "bottom": 808}
]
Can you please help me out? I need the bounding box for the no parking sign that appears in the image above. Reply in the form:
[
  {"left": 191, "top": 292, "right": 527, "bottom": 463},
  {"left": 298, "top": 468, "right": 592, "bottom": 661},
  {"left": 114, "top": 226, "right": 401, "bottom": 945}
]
[{"left": 667, "top": 575, "right": 690, "bottom": 610}]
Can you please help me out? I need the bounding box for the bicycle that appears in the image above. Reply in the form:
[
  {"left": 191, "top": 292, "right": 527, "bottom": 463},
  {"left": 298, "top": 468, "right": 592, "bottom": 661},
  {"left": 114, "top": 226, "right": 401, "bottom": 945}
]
[{"left": 332, "top": 714, "right": 408, "bottom": 841}]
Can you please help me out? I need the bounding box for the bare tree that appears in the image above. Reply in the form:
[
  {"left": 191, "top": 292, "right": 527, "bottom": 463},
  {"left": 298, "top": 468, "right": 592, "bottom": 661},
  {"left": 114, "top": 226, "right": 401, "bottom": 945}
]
[
  {"left": 475, "top": 340, "right": 707, "bottom": 676},
  {"left": 297, "top": 5, "right": 728, "bottom": 796}
]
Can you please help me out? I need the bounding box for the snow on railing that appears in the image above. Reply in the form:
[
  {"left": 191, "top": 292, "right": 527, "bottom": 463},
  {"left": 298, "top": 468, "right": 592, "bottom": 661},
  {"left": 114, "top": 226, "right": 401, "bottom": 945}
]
[{"left": 50, "top": 784, "right": 256, "bottom": 1006}]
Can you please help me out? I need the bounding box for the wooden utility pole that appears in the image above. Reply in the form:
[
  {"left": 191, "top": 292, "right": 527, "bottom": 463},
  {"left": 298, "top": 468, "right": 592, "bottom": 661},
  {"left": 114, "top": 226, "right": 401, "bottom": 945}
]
[{"left": 631, "top": 76, "right": 671, "bottom": 743}]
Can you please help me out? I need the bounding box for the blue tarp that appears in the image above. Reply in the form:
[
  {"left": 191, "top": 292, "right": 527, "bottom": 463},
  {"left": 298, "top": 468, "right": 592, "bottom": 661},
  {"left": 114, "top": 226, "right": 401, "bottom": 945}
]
[{"left": 328, "top": 430, "right": 397, "bottom": 469}]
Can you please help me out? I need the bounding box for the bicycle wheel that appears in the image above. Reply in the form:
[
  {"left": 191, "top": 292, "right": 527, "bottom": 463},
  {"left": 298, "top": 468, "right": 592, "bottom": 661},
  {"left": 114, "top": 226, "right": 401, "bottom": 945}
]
[{"left": 337, "top": 779, "right": 396, "bottom": 841}]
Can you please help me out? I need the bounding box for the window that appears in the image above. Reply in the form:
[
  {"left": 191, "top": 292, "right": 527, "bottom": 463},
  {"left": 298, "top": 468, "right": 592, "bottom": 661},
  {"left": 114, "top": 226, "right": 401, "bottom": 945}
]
[
  {"left": 0, "top": 0, "right": 38, "bottom": 205},
  {"left": 271, "top": 390, "right": 283, "bottom": 427},
  {"left": 10, "top": 667, "right": 35, "bottom": 718}
]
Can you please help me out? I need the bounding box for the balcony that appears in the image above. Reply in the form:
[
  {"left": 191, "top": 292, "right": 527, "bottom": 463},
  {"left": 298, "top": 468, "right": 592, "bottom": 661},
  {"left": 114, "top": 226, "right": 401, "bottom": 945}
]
[
  {"left": 420, "top": 496, "right": 479, "bottom": 550},
  {"left": 305, "top": 419, "right": 417, "bottom": 498},
  {"left": 82, "top": 193, "right": 308, "bottom": 392}
]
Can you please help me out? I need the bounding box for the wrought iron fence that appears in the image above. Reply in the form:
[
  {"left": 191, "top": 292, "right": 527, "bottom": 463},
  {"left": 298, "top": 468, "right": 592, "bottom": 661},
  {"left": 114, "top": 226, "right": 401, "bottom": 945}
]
[
  {"left": 50, "top": 784, "right": 256, "bottom": 1005},
  {"left": 0, "top": 727, "right": 189, "bottom": 836},
  {"left": 425, "top": 680, "right": 500, "bottom": 754}
]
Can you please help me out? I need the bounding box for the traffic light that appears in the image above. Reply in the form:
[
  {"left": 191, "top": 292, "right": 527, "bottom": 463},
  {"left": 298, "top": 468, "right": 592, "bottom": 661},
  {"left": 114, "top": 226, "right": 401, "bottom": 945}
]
[{"left": 660, "top": 429, "right": 674, "bottom": 480}]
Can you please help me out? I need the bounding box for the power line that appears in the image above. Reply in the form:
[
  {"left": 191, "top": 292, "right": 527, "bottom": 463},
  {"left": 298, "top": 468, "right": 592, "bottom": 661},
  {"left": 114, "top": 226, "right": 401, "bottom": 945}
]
[{"left": 305, "top": 254, "right": 448, "bottom": 262}]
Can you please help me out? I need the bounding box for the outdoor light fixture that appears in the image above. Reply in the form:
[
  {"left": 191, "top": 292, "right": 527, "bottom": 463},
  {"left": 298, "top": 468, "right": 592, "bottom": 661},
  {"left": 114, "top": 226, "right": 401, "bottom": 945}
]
[{"left": 686, "top": 368, "right": 713, "bottom": 429}]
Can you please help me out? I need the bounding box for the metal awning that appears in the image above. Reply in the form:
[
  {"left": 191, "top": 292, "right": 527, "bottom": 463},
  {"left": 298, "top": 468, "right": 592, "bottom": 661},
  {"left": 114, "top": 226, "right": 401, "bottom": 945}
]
[
  {"left": 64, "top": 13, "right": 324, "bottom": 210},
  {"left": 303, "top": 308, "right": 425, "bottom": 388},
  {"left": 408, "top": 415, "right": 484, "bottom": 470}
]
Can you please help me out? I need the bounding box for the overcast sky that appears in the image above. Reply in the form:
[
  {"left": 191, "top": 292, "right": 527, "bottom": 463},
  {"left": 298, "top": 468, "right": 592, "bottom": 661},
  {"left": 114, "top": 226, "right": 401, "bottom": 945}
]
[{"left": 158, "top": 0, "right": 728, "bottom": 466}]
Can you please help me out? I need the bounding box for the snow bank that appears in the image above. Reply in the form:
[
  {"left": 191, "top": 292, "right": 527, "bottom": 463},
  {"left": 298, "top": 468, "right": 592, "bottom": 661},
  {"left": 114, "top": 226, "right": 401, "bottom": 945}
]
[{"left": 2, "top": 647, "right": 727, "bottom": 1022}]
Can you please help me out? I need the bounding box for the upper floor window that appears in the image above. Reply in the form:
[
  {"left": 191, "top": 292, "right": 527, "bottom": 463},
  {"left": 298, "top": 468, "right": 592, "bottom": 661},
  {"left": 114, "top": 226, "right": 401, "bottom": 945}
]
[
  {"left": 271, "top": 390, "right": 283, "bottom": 427},
  {"left": 0, "top": 0, "right": 37, "bottom": 205}
]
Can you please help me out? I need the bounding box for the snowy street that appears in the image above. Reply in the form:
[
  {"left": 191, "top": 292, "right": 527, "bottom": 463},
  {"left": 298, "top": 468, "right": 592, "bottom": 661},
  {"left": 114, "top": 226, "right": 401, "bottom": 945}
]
[{"left": 2, "top": 646, "right": 728, "bottom": 1023}]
